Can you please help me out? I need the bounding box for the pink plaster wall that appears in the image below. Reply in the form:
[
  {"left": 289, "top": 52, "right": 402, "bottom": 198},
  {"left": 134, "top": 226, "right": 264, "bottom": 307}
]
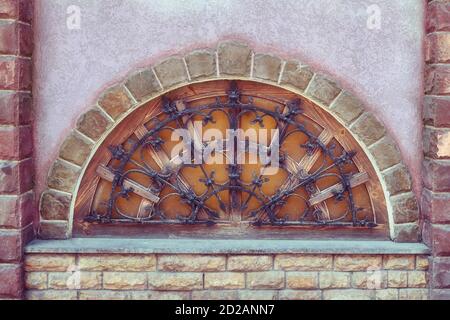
[{"left": 33, "top": 0, "right": 425, "bottom": 198}]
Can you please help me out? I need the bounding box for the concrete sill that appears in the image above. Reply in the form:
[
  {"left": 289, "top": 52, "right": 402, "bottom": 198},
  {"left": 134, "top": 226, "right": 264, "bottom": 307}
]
[{"left": 25, "top": 238, "right": 430, "bottom": 255}]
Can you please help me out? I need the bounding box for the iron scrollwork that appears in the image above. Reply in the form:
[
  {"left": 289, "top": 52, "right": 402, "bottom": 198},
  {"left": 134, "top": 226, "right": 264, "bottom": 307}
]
[{"left": 85, "top": 81, "right": 376, "bottom": 228}]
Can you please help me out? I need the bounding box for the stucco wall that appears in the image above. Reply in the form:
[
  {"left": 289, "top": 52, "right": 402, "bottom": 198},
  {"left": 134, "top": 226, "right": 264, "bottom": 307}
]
[{"left": 33, "top": 0, "right": 424, "bottom": 197}]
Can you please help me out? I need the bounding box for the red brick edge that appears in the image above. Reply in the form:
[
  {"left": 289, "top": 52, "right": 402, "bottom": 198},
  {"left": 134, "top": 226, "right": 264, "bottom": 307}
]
[
  {"left": 423, "top": 0, "right": 450, "bottom": 300},
  {"left": 0, "top": 0, "right": 34, "bottom": 299}
]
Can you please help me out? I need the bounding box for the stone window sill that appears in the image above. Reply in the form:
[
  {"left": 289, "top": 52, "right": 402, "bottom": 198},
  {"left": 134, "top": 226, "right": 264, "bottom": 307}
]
[{"left": 25, "top": 238, "right": 430, "bottom": 255}]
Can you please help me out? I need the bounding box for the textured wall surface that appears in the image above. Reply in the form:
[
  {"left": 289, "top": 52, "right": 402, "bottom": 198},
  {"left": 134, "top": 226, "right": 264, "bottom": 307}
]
[
  {"left": 24, "top": 253, "right": 429, "bottom": 300},
  {"left": 33, "top": 0, "right": 424, "bottom": 197}
]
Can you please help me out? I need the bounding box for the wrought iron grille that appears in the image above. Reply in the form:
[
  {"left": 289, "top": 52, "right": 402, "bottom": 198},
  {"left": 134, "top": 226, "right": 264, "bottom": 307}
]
[{"left": 85, "top": 81, "right": 376, "bottom": 228}]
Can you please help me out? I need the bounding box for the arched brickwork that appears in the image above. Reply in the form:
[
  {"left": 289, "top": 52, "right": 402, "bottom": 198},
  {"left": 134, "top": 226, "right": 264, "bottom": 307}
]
[{"left": 38, "top": 41, "right": 420, "bottom": 242}]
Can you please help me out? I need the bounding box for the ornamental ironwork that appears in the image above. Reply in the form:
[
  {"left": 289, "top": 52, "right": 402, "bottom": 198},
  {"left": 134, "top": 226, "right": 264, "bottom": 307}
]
[{"left": 85, "top": 81, "right": 376, "bottom": 228}]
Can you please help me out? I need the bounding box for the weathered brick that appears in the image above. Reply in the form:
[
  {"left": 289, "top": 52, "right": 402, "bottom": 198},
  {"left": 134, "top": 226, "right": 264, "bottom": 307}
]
[
  {"left": 430, "top": 224, "right": 450, "bottom": 256},
  {"left": 383, "top": 255, "right": 415, "bottom": 270},
  {"left": 158, "top": 254, "right": 225, "bottom": 272},
  {"left": 422, "top": 189, "right": 450, "bottom": 223},
  {"left": 0, "top": 191, "right": 33, "bottom": 228},
  {"left": 26, "top": 290, "right": 77, "bottom": 300},
  {"left": 423, "top": 159, "right": 450, "bottom": 192},
  {"left": 154, "top": 57, "right": 189, "bottom": 88},
  {"left": 239, "top": 290, "right": 277, "bottom": 300},
  {"left": 103, "top": 272, "right": 146, "bottom": 290},
  {"left": 278, "top": 290, "right": 321, "bottom": 300},
  {"left": 59, "top": 132, "right": 92, "bottom": 166},
  {"left": 98, "top": 85, "right": 133, "bottom": 120},
  {"left": 334, "top": 255, "right": 382, "bottom": 271},
  {"left": 426, "top": 32, "right": 450, "bottom": 64},
  {"left": 430, "top": 289, "right": 450, "bottom": 300},
  {"left": 79, "top": 254, "right": 156, "bottom": 271},
  {"left": 323, "top": 289, "right": 374, "bottom": 300},
  {"left": 204, "top": 272, "right": 245, "bottom": 289},
  {"left": 432, "top": 257, "right": 450, "bottom": 288},
  {"left": 134, "top": 291, "right": 191, "bottom": 300},
  {"left": 147, "top": 272, "right": 202, "bottom": 290},
  {"left": 274, "top": 254, "right": 332, "bottom": 271},
  {"left": 305, "top": 74, "right": 341, "bottom": 105},
  {"left": 0, "top": 264, "right": 22, "bottom": 298},
  {"left": 246, "top": 271, "right": 284, "bottom": 289},
  {"left": 425, "top": 65, "right": 450, "bottom": 95},
  {"left": 427, "top": 1, "right": 450, "bottom": 32},
  {"left": 392, "top": 223, "right": 420, "bottom": 243},
  {"left": 253, "top": 54, "right": 282, "bottom": 82},
  {"left": 350, "top": 113, "right": 386, "bottom": 146},
  {"left": 79, "top": 290, "right": 129, "bottom": 300},
  {"left": 280, "top": 60, "right": 314, "bottom": 91},
  {"left": 25, "top": 272, "right": 47, "bottom": 290},
  {"left": 0, "top": 125, "right": 32, "bottom": 160},
  {"left": 0, "top": 92, "right": 32, "bottom": 125},
  {"left": 48, "top": 272, "right": 102, "bottom": 290},
  {"left": 47, "top": 160, "right": 80, "bottom": 193},
  {"left": 227, "top": 255, "right": 272, "bottom": 271},
  {"left": 320, "top": 272, "right": 351, "bottom": 289},
  {"left": 0, "top": 229, "right": 21, "bottom": 262},
  {"left": 408, "top": 271, "right": 428, "bottom": 288},
  {"left": 286, "top": 272, "right": 318, "bottom": 289},
  {"left": 383, "top": 164, "right": 413, "bottom": 196},
  {"left": 0, "top": 0, "right": 17, "bottom": 20},
  {"left": 398, "top": 288, "right": 428, "bottom": 300},
  {"left": 0, "top": 21, "right": 32, "bottom": 56},
  {"left": 375, "top": 289, "right": 398, "bottom": 300},
  {"left": 0, "top": 56, "right": 32, "bottom": 90},
  {"left": 217, "top": 41, "right": 252, "bottom": 76},
  {"left": 185, "top": 49, "right": 216, "bottom": 80},
  {"left": 388, "top": 271, "right": 408, "bottom": 288},
  {"left": 38, "top": 220, "right": 69, "bottom": 240},
  {"left": 369, "top": 136, "right": 402, "bottom": 171},
  {"left": 25, "top": 254, "right": 76, "bottom": 272},
  {"left": 352, "top": 271, "right": 387, "bottom": 289},
  {"left": 40, "top": 190, "right": 71, "bottom": 221},
  {"left": 416, "top": 256, "right": 430, "bottom": 271},
  {"left": 0, "top": 159, "right": 33, "bottom": 194},
  {"left": 424, "top": 127, "right": 450, "bottom": 159},
  {"left": 192, "top": 290, "right": 239, "bottom": 300},
  {"left": 329, "top": 91, "right": 364, "bottom": 125},
  {"left": 125, "top": 68, "right": 161, "bottom": 102},
  {"left": 391, "top": 193, "right": 419, "bottom": 224},
  {"left": 76, "top": 108, "right": 112, "bottom": 141},
  {"left": 424, "top": 96, "right": 450, "bottom": 128}
]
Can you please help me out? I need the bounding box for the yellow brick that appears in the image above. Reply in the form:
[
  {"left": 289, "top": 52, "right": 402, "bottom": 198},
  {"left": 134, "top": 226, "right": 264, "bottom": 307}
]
[
  {"left": 103, "top": 272, "right": 147, "bottom": 290},
  {"left": 25, "top": 254, "right": 75, "bottom": 272},
  {"left": 388, "top": 271, "right": 408, "bottom": 288},
  {"left": 48, "top": 272, "right": 102, "bottom": 290},
  {"left": 238, "top": 290, "right": 277, "bottom": 300},
  {"left": 79, "top": 290, "right": 130, "bottom": 300},
  {"left": 383, "top": 255, "right": 415, "bottom": 270},
  {"left": 26, "top": 290, "right": 77, "bottom": 300},
  {"left": 320, "top": 272, "right": 351, "bottom": 289},
  {"left": 352, "top": 271, "right": 387, "bottom": 289},
  {"left": 78, "top": 254, "right": 156, "bottom": 271},
  {"left": 204, "top": 272, "right": 245, "bottom": 289},
  {"left": 286, "top": 272, "right": 318, "bottom": 289},
  {"left": 148, "top": 272, "right": 202, "bottom": 290},
  {"left": 227, "top": 255, "right": 273, "bottom": 271},
  {"left": 274, "top": 254, "right": 332, "bottom": 271},
  {"left": 246, "top": 271, "right": 285, "bottom": 289},
  {"left": 375, "top": 289, "right": 399, "bottom": 300},
  {"left": 25, "top": 272, "right": 47, "bottom": 290},
  {"left": 416, "top": 256, "right": 429, "bottom": 271},
  {"left": 399, "top": 289, "right": 428, "bottom": 300},
  {"left": 407, "top": 271, "right": 428, "bottom": 288},
  {"left": 192, "top": 290, "right": 239, "bottom": 300},
  {"left": 334, "top": 255, "right": 382, "bottom": 271},
  {"left": 158, "top": 255, "right": 225, "bottom": 272},
  {"left": 278, "top": 290, "right": 322, "bottom": 300},
  {"left": 133, "top": 291, "right": 191, "bottom": 300},
  {"left": 323, "top": 289, "right": 374, "bottom": 300}
]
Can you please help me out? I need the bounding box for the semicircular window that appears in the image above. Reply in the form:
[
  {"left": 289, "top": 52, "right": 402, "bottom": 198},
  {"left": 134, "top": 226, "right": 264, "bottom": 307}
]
[{"left": 75, "top": 80, "right": 388, "bottom": 239}]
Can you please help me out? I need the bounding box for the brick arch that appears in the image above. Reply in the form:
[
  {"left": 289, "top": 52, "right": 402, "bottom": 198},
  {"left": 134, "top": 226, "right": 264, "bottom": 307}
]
[{"left": 39, "top": 41, "right": 419, "bottom": 242}]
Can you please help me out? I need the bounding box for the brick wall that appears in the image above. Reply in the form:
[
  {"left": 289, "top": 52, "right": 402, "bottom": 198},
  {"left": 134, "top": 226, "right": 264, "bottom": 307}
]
[
  {"left": 24, "top": 253, "right": 429, "bottom": 300},
  {"left": 0, "top": 0, "right": 34, "bottom": 299},
  {"left": 423, "top": 0, "right": 450, "bottom": 300}
]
